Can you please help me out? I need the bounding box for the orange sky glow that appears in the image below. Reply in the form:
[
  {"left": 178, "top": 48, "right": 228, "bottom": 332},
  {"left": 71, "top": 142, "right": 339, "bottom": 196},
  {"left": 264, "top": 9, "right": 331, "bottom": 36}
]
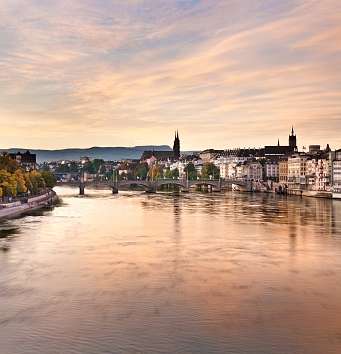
[{"left": 0, "top": 0, "right": 341, "bottom": 150}]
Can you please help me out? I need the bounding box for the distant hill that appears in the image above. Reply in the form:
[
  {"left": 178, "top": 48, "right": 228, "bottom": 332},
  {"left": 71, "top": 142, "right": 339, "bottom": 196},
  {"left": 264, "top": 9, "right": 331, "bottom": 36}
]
[{"left": 0, "top": 146, "right": 172, "bottom": 163}]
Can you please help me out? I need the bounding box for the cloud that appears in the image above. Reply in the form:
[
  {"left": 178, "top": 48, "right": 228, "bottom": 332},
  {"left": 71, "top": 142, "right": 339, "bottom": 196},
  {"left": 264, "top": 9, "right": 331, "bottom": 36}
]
[{"left": 0, "top": 0, "right": 341, "bottom": 149}]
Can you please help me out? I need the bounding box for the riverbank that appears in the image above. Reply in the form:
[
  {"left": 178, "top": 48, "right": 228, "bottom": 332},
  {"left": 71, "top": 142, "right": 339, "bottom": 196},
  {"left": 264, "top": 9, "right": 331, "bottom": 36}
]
[{"left": 0, "top": 190, "right": 59, "bottom": 221}]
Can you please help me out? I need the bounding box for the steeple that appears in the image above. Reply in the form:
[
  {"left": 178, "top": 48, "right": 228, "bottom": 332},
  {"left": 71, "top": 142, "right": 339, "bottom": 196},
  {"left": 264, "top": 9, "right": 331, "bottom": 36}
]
[
  {"left": 289, "top": 126, "right": 297, "bottom": 151},
  {"left": 173, "top": 130, "right": 180, "bottom": 160}
]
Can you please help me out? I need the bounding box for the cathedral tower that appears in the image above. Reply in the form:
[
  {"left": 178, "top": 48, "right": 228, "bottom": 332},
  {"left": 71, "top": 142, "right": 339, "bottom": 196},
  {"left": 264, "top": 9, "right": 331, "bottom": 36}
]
[
  {"left": 173, "top": 130, "right": 180, "bottom": 159},
  {"left": 289, "top": 126, "right": 297, "bottom": 151}
]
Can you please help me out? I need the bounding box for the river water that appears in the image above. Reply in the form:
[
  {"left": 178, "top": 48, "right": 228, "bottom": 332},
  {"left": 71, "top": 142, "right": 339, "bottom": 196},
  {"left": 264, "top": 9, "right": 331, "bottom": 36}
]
[{"left": 1, "top": 187, "right": 341, "bottom": 354}]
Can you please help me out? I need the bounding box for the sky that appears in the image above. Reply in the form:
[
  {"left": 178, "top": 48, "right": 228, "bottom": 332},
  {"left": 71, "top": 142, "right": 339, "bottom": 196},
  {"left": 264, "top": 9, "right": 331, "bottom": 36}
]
[{"left": 0, "top": 0, "right": 341, "bottom": 150}]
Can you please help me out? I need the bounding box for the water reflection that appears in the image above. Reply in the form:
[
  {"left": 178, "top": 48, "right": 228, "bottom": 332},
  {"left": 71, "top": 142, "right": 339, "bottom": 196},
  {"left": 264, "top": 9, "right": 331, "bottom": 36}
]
[
  {"left": 0, "top": 225, "right": 20, "bottom": 239},
  {"left": 0, "top": 187, "right": 341, "bottom": 354}
]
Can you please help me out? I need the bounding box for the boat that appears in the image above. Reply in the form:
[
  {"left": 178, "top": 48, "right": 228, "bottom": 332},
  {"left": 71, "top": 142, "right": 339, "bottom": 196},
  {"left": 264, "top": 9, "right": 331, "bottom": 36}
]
[
  {"left": 232, "top": 183, "right": 251, "bottom": 192},
  {"left": 303, "top": 190, "right": 332, "bottom": 199},
  {"left": 332, "top": 187, "right": 341, "bottom": 199}
]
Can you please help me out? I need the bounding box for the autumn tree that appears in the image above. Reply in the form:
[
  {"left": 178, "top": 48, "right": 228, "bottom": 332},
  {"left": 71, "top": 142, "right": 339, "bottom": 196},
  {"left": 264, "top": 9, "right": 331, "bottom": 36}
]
[
  {"left": 148, "top": 164, "right": 163, "bottom": 180},
  {"left": 0, "top": 155, "right": 18, "bottom": 173}
]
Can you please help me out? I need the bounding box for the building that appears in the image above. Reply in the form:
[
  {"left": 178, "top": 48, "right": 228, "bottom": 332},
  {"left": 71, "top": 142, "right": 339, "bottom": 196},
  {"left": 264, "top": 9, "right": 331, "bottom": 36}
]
[
  {"left": 219, "top": 162, "right": 239, "bottom": 179},
  {"left": 305, "top": 158, "right": 331, "bottom": 191},
  {"left": 288, "top": 154, "right": 308, "bottom": 189},
  {"left": 219, "top": 163, "right": 228, "bottom": 179},
  {"left": 315, "top": 159, "right": 331, "bottom": 191},
  {"left": 264, "top": 161, "right": 279, "bottom": 181},
  {"left": 331, "top": 149, "right": 341, "bottom": 194},
  {"left": 264, "top": 127, "right": 298, "bottom": 157},
  {"left": 309, "top": 145, "right": 321, "bottom": 154},
  {"left": 306, "top": 159, "right": 317, "bottom": 188},
  {"left": 9, "top": 150, "right": 37, "bottom": 171},
  {"left": 236, "top": 161, "right": 263, "bottom": 181},
  {"left": 169, "top": 161, "right": 186, "bottom": 177},
  {"left": 221, "top": 148, "right": 264, "bottom": 159},
  {"left": 279, "top": 159, "right": 288, "bottom": 184},
  {"left": 141, "top": 131, "right": 181, "bottom": 163},
  {"left": 289, "top": 126, "right": 297, "bottom": 150},
  {"left": 173, "top": 131, "right": 180, "bottom": 160},
  {"left": 332, "top": 160, "right": 341, "bottom": 190},
  {"left": 199, "top": 149, "right": 224, "bottom": 162}
]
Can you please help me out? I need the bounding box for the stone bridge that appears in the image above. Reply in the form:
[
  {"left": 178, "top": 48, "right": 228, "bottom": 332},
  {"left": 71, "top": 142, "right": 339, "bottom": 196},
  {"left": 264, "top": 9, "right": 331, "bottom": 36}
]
[{"left": 77, "top": 178, "right": 248, "bottom": 195}]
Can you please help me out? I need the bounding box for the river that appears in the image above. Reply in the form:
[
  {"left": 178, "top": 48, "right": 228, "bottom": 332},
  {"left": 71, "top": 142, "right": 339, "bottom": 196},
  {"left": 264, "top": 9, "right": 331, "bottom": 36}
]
[{"left": 1, "top": 186, "right": 341, "bottom": 354}]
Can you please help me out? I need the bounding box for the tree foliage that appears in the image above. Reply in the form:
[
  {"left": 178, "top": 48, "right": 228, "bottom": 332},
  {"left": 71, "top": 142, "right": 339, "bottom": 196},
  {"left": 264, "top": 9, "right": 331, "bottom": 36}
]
[
  {"left": 164, "top": 167, "right": 179, "bottom": 179},
  {"left": 133, "top": 163, "right": 148, "bottom": 180},
  {"left": 201, "top": 163, "right": 220, "bottom": 180},
  {"left": 84, "top": 159, "right": 105, "bottom": 174},
  {"left": 0, "top": 155, "right": 19, "bottom": 173},
  {"left": 148, "top": 164, "right": 163, "bottom": 180},
  {"left": 184, "top": 163, "right": 197, "bottom": 180},
  {"left": 41, "top": 171, "right": 57, "bottom": 188},
  {"left": 0, "top": 155, "right": 56, "bottom": 199}
]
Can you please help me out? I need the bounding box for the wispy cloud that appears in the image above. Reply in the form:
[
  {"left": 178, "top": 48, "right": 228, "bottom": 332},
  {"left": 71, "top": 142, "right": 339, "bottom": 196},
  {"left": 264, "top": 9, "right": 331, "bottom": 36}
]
[{"left": 0, "top": 0, "right": 341, "bottom": 149}]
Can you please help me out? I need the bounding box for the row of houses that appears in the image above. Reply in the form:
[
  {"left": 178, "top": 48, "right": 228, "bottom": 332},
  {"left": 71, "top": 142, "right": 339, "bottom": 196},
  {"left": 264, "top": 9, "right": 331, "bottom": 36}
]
[{"left": 215, "top": 146, "right": 341, "bottom": 194}]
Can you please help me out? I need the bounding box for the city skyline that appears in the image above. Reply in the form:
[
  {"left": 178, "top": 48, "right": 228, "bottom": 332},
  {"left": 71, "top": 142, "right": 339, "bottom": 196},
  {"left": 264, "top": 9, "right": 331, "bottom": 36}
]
[{"left": 1, "top": 0, "right": 341, "bottom": 150}]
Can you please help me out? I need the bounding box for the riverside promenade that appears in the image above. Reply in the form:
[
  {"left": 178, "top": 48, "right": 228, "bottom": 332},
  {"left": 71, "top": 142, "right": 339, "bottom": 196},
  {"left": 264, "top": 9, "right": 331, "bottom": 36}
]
[{"left": 0, "top": 190, "right": 58, "bottom": 221}]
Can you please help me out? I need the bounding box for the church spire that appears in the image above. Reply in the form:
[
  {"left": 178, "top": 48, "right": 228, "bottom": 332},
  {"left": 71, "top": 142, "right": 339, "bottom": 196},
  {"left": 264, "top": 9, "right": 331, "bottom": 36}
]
[
  {"left": 173, "top": 129, "right": 180, "bottom": 160},
  {"left": 289, "top": 126, "right": 297, "bottom": 150}
]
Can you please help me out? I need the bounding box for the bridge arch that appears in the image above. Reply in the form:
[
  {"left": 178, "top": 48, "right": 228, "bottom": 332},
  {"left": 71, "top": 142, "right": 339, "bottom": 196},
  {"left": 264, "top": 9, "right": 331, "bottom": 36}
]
[
  {"left": 189, "top": 181, "right": 220, "bottom": 188},
  {"left": 117, "top": 181, "right": 151, "bottom": 191},
  {"left": 156, "top": 180, "right": 187, "bottom": 190}
]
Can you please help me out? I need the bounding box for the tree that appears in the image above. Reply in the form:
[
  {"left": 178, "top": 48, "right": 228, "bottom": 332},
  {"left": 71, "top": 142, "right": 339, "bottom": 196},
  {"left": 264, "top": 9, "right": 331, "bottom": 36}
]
[
  {"left": 84, "top": 159, "right": 105, "bottom": 174},
  {"left": 0, "top": 164, "right": 52, "bottom": 198},
  {"left": 134, "top": 163, "right": 148, "bottom": 180},
  {"left": 171, "top": 168, "right": 179, "bottom": 179},
  {"left": 164, "top": 167, "right": 179, "bottom": 179},
  {"left": 164, "top": 168, "right": 172, "bottom": 179},
  {"left": 26, "top": 170, "right": 45, "bottom": 194},
  {"left": 1, "top": 182, "right": 13, "bottom": 197},
  {"left": 184, "top": 163, "right": 197, "bottom": 180},
  {"left": 201, "top": 163, "right": 220, "bottom": 180},
  {"left": 0, "top": 155, "right": 18, "bottom": 173},
  {"left": 41, "top": 171, "right": 57, "bottom": 188},
  {"left": 148, "top": 164, "right": 163, "bottom": 180},
  {"left": 0, "top": 169, "right": 17, "bottom": 197},
  {"left": 8, "top": 175, "right": 18, "bottom": 196},
  {"left": 15, "top": 169, "right": 27, "bottom": 194}
]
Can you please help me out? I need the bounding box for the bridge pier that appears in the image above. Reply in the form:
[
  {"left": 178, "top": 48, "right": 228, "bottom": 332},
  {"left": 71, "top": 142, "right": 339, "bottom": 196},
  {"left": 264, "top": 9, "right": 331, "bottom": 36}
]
[
  {"left": 79, "top": 183, "right": 85, "bottom": 196},
  {"left": 146, "top": 186, "right": 157, "bottom": 194}
]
